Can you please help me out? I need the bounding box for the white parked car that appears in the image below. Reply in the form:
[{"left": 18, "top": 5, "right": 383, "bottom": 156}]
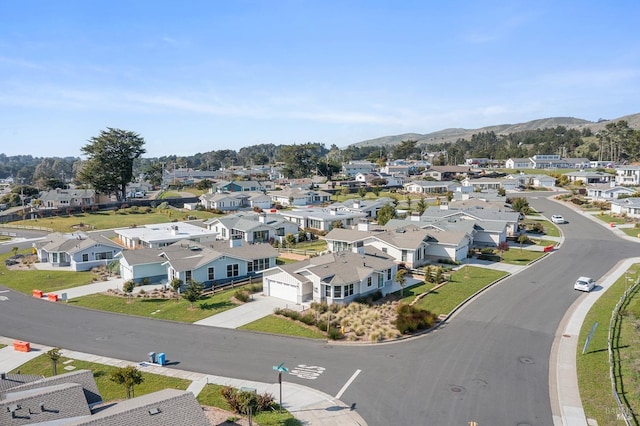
[
  {"left": 551, "top": 215, "right": 566, "bottom": 224},
  {"left": 574, "top": 276, "right": 596, "bottom": 292}
]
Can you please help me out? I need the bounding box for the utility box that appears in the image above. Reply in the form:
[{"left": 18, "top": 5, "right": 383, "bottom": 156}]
[
  {"left": 148, "top": 352, "right": 156, "bottom": 364},
  {"left": 157, "top": 353, "right": 166, "bottom": 366}
]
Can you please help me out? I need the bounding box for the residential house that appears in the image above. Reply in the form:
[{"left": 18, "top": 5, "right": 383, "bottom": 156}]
[
  {"left": 379, "top": 164, "right": 410, "bottom": 176},
  {"left": 332, "top": 197, "right": 394, "bottom": 219},
  {"left": 529, "top": 174, "right": 557, "bottom": 188},
  {"left": 504, "top": 158, "right": 534, "bottom": 169},
  {"left": 403, "top": 180, "right": 459, "bottom": 194},
  {"left": 324, "top": 223, "right": 470, "bottom": 267},
  {"left": 212, "top": 180, "right": 265, "bottom": 193},
  {"left": 609, "top": 197, "right": 640, "bottom": 219},
  {"left": 586, "top": 183, "right": 636, "bottom": 201},
  {"left": 115, "top": 222, "right": 218, "bottom": 249},
  {"left": 198, "top": 191, "right": 272, "bottom": 211},
  {"left": 38, "top": 189, "right": 96, "bottom": 210},
  {"left": 422, "top": 165, "right": 474, "bottom": 181},
  {"left": 33, "top": 232, "right": 123, "bottom": 271},
  {"left": 461, "top": 177, "right": 503, "bottom": 191},
  {"left": 354, "top": 172, "right": 404, "bottom": 188},
  {"left": 0, "top": 370, "right": 209, "bottom": 426},
  {"left": 117, "top": 238, "right": 278, "bottom": 287},
  {"left": 262, "top": 248, "right": 397, "bottom": 305},
  {"left": 162, "top": 167, "right": 221, "bottom": 186},
  {"left": 420, "top": 204, "right": 519, "bottom": 243},
  {"left": 563, "top": 170, "right": 614, "bottom": 184},
  {"left": 276, "top": 207, "right": 367, "bottom": 232},
  {"left": 342, "top": 161, "right": 377, "bottom": 177},
  {"left": 268, "top": 188, "right": 332, "bottom": 207},
  {"left": 615, "top": 165, "right": 640, "bottom": 186},
  {"left": 204, "top": 212, "right": 299, "bottom": 243}
]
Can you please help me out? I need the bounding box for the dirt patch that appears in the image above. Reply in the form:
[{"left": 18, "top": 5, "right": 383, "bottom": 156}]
[{"left": 202, "top": 406, "right": 251, "bottom": 425}]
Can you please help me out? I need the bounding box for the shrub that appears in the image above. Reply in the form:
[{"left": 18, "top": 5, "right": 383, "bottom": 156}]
[
  {"left": 256, "top": 392, "right": 275, "bottom": 411},
  {"left": 247, "top": 283, "right": 263, "bottom": 293},
  {"left": 480, "top": 247, "right": 494, "bottom": 254},
  {"left": 140, "top": 277, "right": 150, "bottom": 286},
  {"left": 317, "top": 319, "right": 328, "bottom": 331},
  {"left": 234, "top": 291, "right": 249, "bottom": 303},
  {"left": 327, "top": 326, "right": 343, "bottom": 340},
  {"left": 395, "top": 304, "right": 437, "bottom": 334},
  {"left": 299, "top": 313, "right": 316, "bottom": 326}
]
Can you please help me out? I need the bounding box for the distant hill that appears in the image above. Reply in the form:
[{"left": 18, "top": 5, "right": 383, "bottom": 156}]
[{"left": 350, "top": 113, "right": 640, "bottom": 148}]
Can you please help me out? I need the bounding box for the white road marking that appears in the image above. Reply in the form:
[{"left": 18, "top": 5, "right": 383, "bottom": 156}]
[
  {"left": 0, "top": 296, "right": 9, "bottom": 301},
  {"left": 289, "top": 364, "right": 325, "bottom": 380},
  {"left": 0, "top": 290, "right": 9, "bottom": 293},
  {"left": 335, "top": 369, "right": 361, "bottom": 399}
]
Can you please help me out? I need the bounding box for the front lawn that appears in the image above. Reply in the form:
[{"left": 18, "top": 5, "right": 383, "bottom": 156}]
[
  {"left": 577, "top": 265, "right": 640, "bottom": 425},
  {"left": 239, "top": 315, "right": 326, "bottom": 339},
  {"left": 10, "top": 354, "right": 190, "bottom": 402},
  {"left": 1, "top": 251, "right": 99, "bottom": 294},
  {"left": 501, "top": 248, "right": 546, "bottom": 265},
  {"left": 70, "top": 284, "right": 257, "bottom": 322},
  {"left": 594, "top": 213, "right": 628, "bottom": 225},
  {"left": 9, "top": 207, "right": 216, "bottom": 233},
  {"left": 622, "top": 227, "right": 640, "bottom": 238},
  {"left": 412, "top": 267, "right": 508, "bottom": 316}
]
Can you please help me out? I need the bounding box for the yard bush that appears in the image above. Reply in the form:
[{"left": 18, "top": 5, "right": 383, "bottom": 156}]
[
  {"left": 234, "top": 291, "right": 249, "bottom": 303},
  {"left": 327, "top": 326, "right": 344, "bottom": 340},
  {"left": 299, "top": 312, "right": 316, "bottom": 326},
  {"left": 395, "top": 304, "right": 437, "bottom": 334}
]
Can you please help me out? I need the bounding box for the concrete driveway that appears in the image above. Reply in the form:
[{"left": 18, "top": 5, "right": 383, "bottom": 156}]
[{"left": 194, "top": 293, "right": 305, "bottom": 328}]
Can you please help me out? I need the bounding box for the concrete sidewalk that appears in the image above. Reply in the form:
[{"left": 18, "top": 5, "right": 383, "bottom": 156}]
[{"left": 0, "top": 337, "right": 366, "bottom": 425}]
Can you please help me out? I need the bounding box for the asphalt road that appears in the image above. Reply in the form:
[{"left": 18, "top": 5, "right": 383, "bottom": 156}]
[{"left": 0, "top": 196, "right": 634, "bottom": 425}]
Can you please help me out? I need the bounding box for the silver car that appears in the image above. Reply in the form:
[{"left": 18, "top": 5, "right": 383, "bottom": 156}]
[{"left": 574, "top": 276, "right": 596, "bottom": 292}]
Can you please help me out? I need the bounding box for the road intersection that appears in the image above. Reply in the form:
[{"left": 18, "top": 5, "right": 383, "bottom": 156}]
[{"left": 0, "top": 195, "right": 637, "bottom": 424}]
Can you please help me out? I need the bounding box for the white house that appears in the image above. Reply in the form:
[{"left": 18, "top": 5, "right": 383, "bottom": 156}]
[
  {"left": 117, "top": 239, "right": 278, "bottom": 287},
  {"left": 342, "top": 161, "right": 377, "bottom": 177},
  {"left": 262, "top": 248, "right": 397, "bottom": 305},
  {"left": 268, "top": 188, "right": 332, "bottom": 207},
  {"left": 332, "top": 197, "right": 394, "bottom": 219},
  {"left": 403, "top": 180, "right": 459, "bottom": 194},
  {"left": 115, "top": 222, "right": 218, "bottom": 249},
  {"left": 204, "top": 212, "right": 299, "bottom": 243},
  {"left": 586, "top": 183, "right": 636, "bottom": 201},
  {"left": 504, "top": 158, "right": 534, "bottom": 169},
  {"left": 33, "top": 232, "right": 123, "bottom": 272},
  {"left": 276, "top": 207, "right": 367, "bottom": 232},
  {"left": 615, "top": 166, "right": 640, "bottom": 186},
  {"left": 38, "top": 188, "right": 96, "bottom": 210},
  {"left": 324, "top": 223, "right": 470, "bottom": 267},
  {"left": 610, "top": 197, "right": 640, "bottom": 219},
  {"left": 461, "top": 177, "right": 502, "bottom": 191}
]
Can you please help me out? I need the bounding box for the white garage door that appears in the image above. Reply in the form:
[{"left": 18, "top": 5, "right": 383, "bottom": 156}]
[{"left": 268, "top": 279, "right": 298, "bottom": 303}]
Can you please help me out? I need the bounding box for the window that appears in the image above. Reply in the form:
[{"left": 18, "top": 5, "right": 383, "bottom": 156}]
[
  {"left": 222, "top": 228, "right": 227, "bottom": 238},
  {"left": 333, "top": 286, "right": 342, "bottom": 298},
  {"left": 185, "top": 271, "right": 192, "bottom": 283},
  {"left": 95, "top": 252, "right": 113, "bottom": 260},
  {"left": 401, "top": 250, "right": 407, "bottom": 262},
  {"left": 227, "top": 264, "right": 239, "bottom": 277},
  {"left": 344, "top": 283, "right": 354, "bottom": 296},
  {"left": 387, "top": 268, "right": 392, "bottom": 280},
  {"left": 249, "top": 258, "right": 269, "bottom": 272},
  {"left": 82, "top": 253, "right": 89, "bottom": 262},
  {"left": 367, "top": 276, "right": 372, "bottom": 287},
  {"left": 325, "top": 285, "right": 331, "bottom": 298},
  {"left": 208, "top": 267, "right": 214, "bottom": 280}
]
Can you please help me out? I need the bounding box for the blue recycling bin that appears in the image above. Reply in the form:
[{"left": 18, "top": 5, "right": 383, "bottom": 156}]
[{"left": 157, "top": 352, "right": 166, "bottom": 366}]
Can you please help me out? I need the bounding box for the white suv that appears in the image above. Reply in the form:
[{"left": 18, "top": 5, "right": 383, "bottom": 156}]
[
  {"left": 551, "top": 215, "right": 565, "bottom": 224},
  {"left": 574, "top": 276, "right": 596, "bottom": 292}
]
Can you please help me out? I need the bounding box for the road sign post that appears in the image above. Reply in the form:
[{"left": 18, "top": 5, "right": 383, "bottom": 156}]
[{"left": 272, "top": 362, "right": 289, "bottom": 413}]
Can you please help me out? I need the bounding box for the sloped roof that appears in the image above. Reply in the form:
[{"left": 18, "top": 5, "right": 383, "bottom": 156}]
[{"left": 33, "top": 232, "right": 122, "bottom": 255}]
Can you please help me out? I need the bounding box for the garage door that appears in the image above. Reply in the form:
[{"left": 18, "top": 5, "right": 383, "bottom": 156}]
[{"left": 268, "top": 279, "right": 298, "bottom": 303}]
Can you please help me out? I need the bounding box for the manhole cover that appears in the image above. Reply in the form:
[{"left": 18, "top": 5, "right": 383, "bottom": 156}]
[
  {"left": 519, "top": 356, "right": 534, "bottom": 364},
  {"left": 95, "top": 336, "right": 109, "bottom": 341},
  {"left": 449, "top": 385, "right": 465, "bottom": 393}
]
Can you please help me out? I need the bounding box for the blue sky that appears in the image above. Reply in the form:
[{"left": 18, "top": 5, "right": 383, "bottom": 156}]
[{"left": 1, "top": 1, "right": 639, "bottom": 158}]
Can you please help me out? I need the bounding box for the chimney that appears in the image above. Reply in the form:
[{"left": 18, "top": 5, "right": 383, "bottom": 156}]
[
  {"left": 171, "top": 225, "right": 179, "bottom": 235},
  {"left": 440, "top": 202, "right": 449, "bottom": 210},
  {"left": 410, "top": 212, "right": 421, "bottom": 221},
  {"left": 258, "top": 213, "right": 267, "bottom": 223},
  {"left": 357, "top": 220, "right": 370, "bottom": 231}
]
